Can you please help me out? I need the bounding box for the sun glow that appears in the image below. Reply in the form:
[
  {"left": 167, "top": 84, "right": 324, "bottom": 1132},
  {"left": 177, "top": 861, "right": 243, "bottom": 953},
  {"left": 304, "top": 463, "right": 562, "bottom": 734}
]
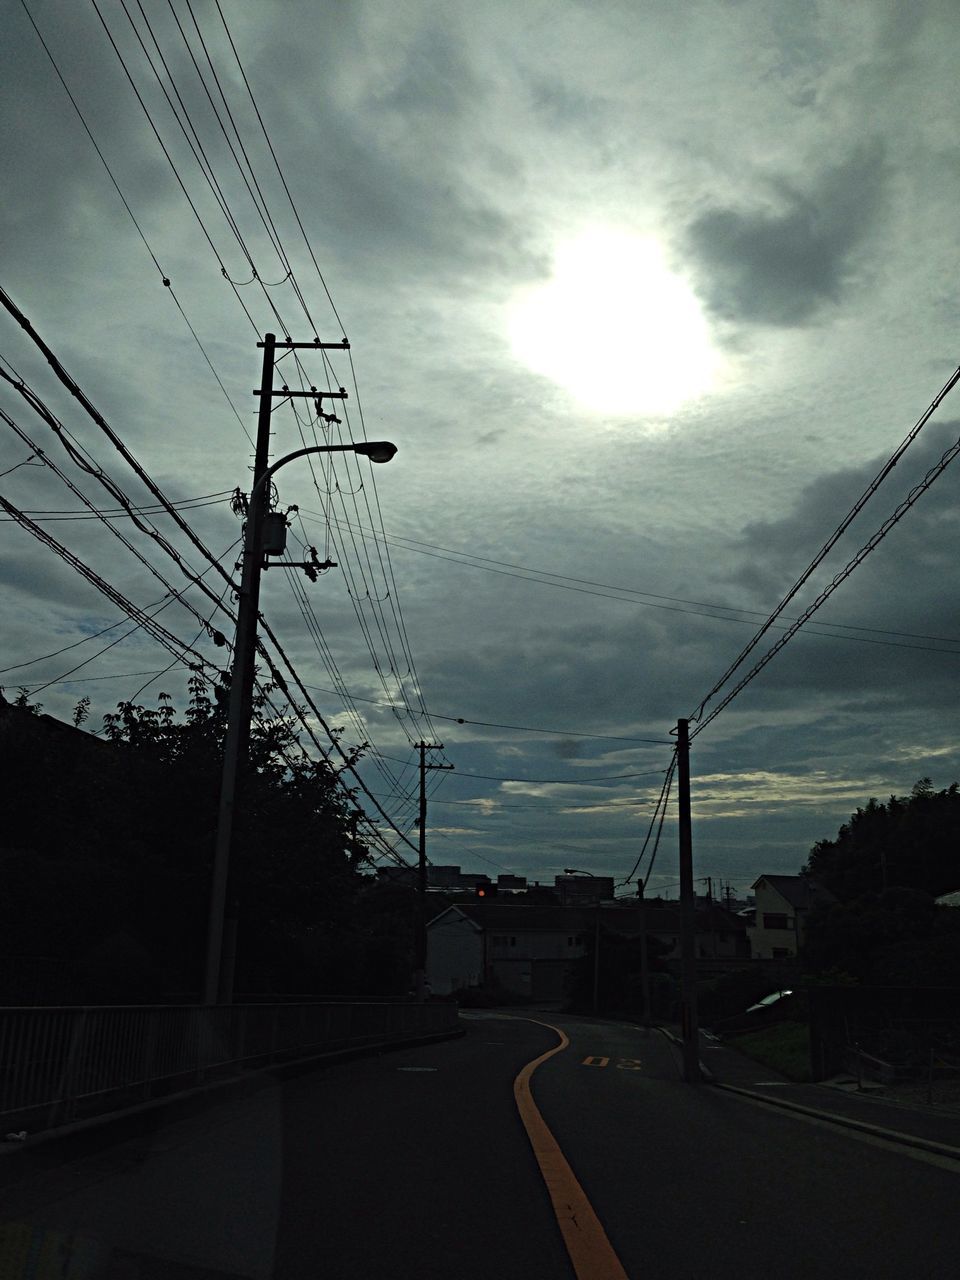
[{"left": 508, "top": 230, "right": 722, "bottom": 417}]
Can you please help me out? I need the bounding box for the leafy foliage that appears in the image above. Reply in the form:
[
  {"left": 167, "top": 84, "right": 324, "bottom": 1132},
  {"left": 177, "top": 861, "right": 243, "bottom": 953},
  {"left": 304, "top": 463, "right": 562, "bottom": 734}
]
[
  {"left": 800, "top": 779, "right": 960, "bottom": 986},
  {"left": 0, "top": 681, "right": 411, "bottom": 1001},
  {"left": 803, "top": 778, "right": 960, "bottom": 901}
]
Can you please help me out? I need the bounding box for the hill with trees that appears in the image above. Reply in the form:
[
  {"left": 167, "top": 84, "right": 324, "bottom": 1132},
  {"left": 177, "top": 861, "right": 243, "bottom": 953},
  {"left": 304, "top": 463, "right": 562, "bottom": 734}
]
[{"left": 800, "top": 779, "right": 960, "bottom": 985}]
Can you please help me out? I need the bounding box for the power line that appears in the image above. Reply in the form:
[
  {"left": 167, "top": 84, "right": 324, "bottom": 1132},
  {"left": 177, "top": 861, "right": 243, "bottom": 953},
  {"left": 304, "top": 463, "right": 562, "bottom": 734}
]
[
  {"left": 691, "top": 426, "right": 960, "bottom": 739},
  {"left": 0, "top": 491, "right": 220, "bottom": 680},
  {"left": 213, "top": 0, "right": 347, "bottom": 335},
  {"left": 21, "top": 597, "right": 191, "bottom": 697},
  {"left": 451, "top": 768, "right": 670, "bottom": 785},
  {"left": 19, "top": 0, "right": 254, "bottom": 446},
  {"left": 409, "top": 794, "right": 661, "bottom": 812},
  {"left": 690, "top": 360, "right": 960, "bottom": 725},
  {"left": 47, "top": 0, "right": 439, "bottom": 760},
  {"left": 296, "top": 682, "right": 670, "bottom": 744},
  {"left": 0, "top": 387, "right": 234, "bottom": 650},
  {"left": 295, "top": 508, "right": 960, "bottom": 655},
  {"left": 618, "top": 752, "right": 678, "bottom": 887},
  {"left": 8, "top": 8, "right": 438, "bottom": 830},
  {"left": 0, "top": 494, "right": 232, "bottom": 520},
  {"left": 2, "top": 290, "right": 422, "bottom": 855}
]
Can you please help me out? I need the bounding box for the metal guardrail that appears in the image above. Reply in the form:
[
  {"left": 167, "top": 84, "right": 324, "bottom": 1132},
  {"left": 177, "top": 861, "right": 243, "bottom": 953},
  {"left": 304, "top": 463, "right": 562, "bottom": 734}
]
[{"left": 0, "top": 1001, "right": 459, "bottom": 1132}]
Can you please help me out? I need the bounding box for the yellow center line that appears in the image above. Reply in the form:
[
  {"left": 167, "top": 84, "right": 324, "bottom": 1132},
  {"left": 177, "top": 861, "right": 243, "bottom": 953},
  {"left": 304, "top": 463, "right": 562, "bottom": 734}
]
[{"left": 510, "top": 1017, "right": 630, "bottom": 1280}]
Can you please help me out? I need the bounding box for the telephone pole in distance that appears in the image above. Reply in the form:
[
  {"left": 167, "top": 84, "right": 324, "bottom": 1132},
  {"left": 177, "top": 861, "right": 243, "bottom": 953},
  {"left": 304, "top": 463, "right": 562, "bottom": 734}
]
[
  {"left": 677, "top": 717, "right": 701, "bottom": 1082},
  {"left": 414, "top": 741, "right": 454, "bottom": 1000}
]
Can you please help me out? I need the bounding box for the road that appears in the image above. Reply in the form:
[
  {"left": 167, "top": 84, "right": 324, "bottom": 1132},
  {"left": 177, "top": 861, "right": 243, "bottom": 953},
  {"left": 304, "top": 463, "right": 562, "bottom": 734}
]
[{"left": 1, "top": 1011, "right": 958, "bottom": 1278}]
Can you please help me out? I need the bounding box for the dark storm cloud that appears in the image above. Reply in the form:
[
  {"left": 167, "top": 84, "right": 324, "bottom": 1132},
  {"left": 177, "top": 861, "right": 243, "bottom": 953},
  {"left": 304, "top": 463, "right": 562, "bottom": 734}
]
[
  {"left": 686, "top": 143, "right": 889, "bottom": 327},
  {"left": 689, "top": 422, "right": 960, "bottom": 718},
  {"left": 2, "top": 5, "right": 204, "bottom": 261},
  {"left": 728, "top": 420, "right": 960, "bottom": 609},
  {"left": 240, "top": 15, "right": 537, "bottom": 288}
]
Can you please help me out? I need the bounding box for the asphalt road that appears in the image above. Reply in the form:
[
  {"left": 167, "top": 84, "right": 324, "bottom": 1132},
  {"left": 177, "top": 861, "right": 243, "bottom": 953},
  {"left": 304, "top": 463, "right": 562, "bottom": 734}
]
[
  {"left": 532, "top": 1013, "right": 960, "bottom": 1279},
  {"left": 1, "top": 1012, "right": 958, "bottom": 1278}
]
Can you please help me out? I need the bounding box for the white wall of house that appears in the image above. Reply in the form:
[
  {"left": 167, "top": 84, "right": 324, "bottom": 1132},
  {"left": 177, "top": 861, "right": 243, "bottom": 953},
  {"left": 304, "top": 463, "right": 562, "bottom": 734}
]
[
  {"left": 426, "top": 911, "right": 483, "bottom": 994},
  {"left": 487, "top": 929, "right": 586, "bottom": 961},
  {"left": 747, "top": 880, "right": 801, "bottom": 959}
]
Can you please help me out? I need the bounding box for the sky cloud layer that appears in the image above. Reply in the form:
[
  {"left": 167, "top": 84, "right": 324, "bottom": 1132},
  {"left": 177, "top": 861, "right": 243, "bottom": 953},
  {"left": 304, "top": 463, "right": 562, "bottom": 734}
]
[{"left": 2, "top": 0, "right": 959, "bottom": 897}]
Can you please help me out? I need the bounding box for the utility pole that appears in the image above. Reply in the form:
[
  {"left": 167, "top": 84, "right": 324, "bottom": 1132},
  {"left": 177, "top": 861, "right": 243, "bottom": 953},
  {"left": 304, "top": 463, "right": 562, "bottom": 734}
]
[
  {"left": 637, "top": 877, "right": 651, "bottom": 1030},
  {"left": 677, "top": 718, "right": 701, "bottom": 1083},
  {"left": 414, "top": 742, "right": 454, "bottom": 1001},
  {"left": 203, "top": 333, "right": 353, "bottom": 1005}
]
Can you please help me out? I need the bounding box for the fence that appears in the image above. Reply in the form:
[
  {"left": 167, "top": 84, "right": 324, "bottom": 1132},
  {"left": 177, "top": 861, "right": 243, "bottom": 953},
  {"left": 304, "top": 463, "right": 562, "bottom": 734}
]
[
  {"left": 808, "top": 986, "right": 960, "bottom": 1084},
  {"left": 0, "top": 1000, "right": 460, "bottom": 1133}
]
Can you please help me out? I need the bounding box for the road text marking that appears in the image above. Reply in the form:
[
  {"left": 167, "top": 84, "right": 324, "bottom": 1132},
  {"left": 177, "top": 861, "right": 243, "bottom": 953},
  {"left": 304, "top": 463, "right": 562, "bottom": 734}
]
[{"left": 580, "top": 1056, "right": 643, "bottom": 1071}]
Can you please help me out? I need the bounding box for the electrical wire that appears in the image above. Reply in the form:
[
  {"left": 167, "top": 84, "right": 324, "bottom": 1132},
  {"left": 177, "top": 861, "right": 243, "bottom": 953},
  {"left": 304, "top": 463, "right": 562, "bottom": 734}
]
[
  {"left": 0, "top": 495, "right": 232, "bottom": 521},
  {"left": 618, "top": 752, "right": 678, "bottom": 886},
  {"left": 452, "top": 768, "right": 670, "bottom": 785},
  {"left": 1, "top": 294, "right": 416, "bottom": 848},
  {"left": 6, "top": 16, "right": 440, "bottom": 844},
  {"left": 296, "top": 678, "right": 672, "bottom": 744},
  {"left": 691, "top": 426, "right": 960, "bottom": 739},
  {"left": 0, "top": 491, "right": 220, "bottom": 679},
  {"left": 0, "top": 389, "right": 234, "bottom": 650},
  {"left": 295, "top": 508, "right": 960, "bottom": 654},
  {"left": 68, "top": 0, "right": 440, "bottom": 760},
  {"left": 690, "top": 360, "right": 960, "bottom": 725},
  {"left": 19, "top": 0, "right": 254, "bottom": 445}
]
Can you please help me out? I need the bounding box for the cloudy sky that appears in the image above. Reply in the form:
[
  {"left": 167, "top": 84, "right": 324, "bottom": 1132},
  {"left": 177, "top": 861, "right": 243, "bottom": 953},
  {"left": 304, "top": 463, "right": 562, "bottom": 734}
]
[{"left": 2, "top": 0, "right": 959, "bottom": 897}]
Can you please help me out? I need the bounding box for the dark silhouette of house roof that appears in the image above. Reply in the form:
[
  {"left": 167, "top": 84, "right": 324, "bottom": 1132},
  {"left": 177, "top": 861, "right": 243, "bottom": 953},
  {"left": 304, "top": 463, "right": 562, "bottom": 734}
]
[{"left": 752, "top": 874, "right": 836, "bottom": 909}]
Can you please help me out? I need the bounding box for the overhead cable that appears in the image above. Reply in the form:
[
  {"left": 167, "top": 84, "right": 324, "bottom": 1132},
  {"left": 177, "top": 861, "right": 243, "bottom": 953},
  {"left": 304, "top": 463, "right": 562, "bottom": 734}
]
[
  {"left": 0, "top": 492, "right": 218, "bottom": 679},
  {"left": 691, "top": 427, "right": 960, "bottom": 738},
  {"left": 690, "top": 360, "right": 960, "bottom": 724}
]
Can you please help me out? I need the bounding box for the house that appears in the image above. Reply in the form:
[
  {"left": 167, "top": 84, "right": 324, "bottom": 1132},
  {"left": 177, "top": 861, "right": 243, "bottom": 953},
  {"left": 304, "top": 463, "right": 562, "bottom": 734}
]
[
  {"left": 426, "top": 901, "right": 748, "bottom": 998},
  {"left": 747, "top": 875, "right": 835, "bottom": 959}
]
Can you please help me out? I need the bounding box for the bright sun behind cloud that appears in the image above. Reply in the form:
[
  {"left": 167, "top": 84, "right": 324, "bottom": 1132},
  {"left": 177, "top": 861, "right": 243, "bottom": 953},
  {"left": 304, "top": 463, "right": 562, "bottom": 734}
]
[{"left": 508, "top": 230, "right": 723, "bottom": 417}]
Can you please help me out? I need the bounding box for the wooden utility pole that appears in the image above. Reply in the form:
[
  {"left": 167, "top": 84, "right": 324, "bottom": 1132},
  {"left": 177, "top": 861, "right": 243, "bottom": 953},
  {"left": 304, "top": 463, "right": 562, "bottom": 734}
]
[
  {"left": 414, "top": 742, "right": 454, "bottom": 1000},
  {"left": 677, "top": 718, "right": 701, "bottom": 1082},
  {"left": 203, "top": 333, "right": 360, "bottom": 1005},
  {"left": 637, "top": 877, "right": 651, "bottom": 1030},
  {"left": 203, "top": 334, "right": 277, "bottom": 1006}
]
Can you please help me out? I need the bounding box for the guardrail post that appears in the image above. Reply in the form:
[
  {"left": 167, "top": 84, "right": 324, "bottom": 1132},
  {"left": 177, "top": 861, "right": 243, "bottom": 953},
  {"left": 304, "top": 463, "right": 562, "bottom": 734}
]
[
  {"left": 49, "top": 1010, "right": 88, "bottom": 1129},
  {"left": 141, "top": 1010, "right": 159, "bottom": 1103}
]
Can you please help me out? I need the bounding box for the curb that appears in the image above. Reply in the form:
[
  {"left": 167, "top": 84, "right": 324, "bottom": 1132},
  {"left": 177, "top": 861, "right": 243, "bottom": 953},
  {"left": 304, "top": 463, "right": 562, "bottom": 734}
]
[
  {"left": 713, "top": 1080, "right": 960, "bottom": 1163},
  {"left": 657, "top": 1027, "right": 715, "bottom": 1083},
  {"left": 657, "top": 1029, "right": 960, "bottom": 1161}
]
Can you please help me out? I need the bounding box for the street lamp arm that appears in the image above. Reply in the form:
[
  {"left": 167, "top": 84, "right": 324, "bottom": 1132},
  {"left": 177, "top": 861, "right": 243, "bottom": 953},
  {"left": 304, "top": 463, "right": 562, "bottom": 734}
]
[{"left": 251, "top": 441, "right": 397, "bottom": 502}]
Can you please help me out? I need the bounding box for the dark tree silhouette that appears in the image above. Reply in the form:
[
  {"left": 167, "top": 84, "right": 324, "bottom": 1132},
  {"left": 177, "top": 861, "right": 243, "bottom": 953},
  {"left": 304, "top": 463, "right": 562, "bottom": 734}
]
[{"left": 0, "top": 681, "right": 409, "bottom": 1001}]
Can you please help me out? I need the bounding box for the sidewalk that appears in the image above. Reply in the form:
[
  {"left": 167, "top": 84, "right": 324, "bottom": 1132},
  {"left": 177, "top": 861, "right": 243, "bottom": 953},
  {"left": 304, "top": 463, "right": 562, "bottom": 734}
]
[{"left": 693, "top": 1027, "right": 960, "bottom": 1159}]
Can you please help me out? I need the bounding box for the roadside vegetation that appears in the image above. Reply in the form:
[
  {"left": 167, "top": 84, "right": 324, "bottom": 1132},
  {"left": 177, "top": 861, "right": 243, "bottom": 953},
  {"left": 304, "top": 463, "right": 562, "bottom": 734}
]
[
  {"left": 801, "top": 778, "right": 960, "bottom": 986},
  {"left": 729, "top": 1023, "right": 812, "bottom": 1082},
  {"left": 0, "top": 684, "right": 415, "bottom": 1002}
]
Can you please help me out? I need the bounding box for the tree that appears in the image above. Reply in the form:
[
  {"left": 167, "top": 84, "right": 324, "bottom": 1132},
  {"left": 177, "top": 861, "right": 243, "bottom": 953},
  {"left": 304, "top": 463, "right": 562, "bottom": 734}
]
[
  {"left": 800, "top": 780, "right": 960, "bottom": 986},
  {"left": 803, "top": 779, "right": 960, "bottom": 901},
  {"left": 0, "top": 680, "right": 378, "bottom": 999}
]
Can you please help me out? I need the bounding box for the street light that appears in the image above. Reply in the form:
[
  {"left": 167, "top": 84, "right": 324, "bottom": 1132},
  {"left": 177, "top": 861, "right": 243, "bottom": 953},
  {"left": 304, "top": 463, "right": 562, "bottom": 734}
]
[{"left": 203, "top": 438, "right": 398, "bottom": 1005}]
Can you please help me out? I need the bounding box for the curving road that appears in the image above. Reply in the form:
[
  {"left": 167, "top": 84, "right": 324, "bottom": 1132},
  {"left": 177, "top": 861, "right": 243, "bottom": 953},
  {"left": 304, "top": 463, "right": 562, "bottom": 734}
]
[{"left": 1, "top": 1011, "right": 959, "bottom": 1278}]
